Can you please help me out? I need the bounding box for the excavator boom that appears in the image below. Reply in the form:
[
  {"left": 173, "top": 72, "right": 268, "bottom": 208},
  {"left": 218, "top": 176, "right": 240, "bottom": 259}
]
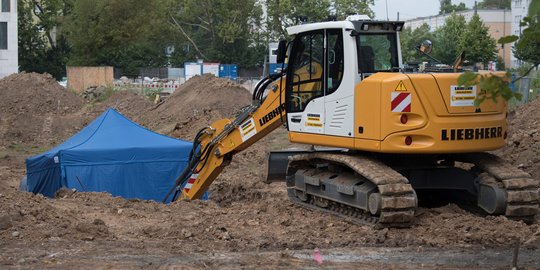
[{"left": 163, "top": 75, "right": 287, "bottom": 201}]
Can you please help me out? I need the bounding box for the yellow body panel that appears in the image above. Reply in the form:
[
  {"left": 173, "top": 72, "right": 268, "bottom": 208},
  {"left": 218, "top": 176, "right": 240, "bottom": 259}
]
[
  {"left": 352, "top": 73, "right": 507, "bottom": 153},
  {"left": 354, "top": 77, "right": 381, "bottom": 140},
  {"left": 286, "top": 72, "right": 507, "bottom": 153},
  {"left": 432, "top": 73, "right": 504, "bottom": 114},
  {"left": 289, "top": 132, "right": 354, "bottom": 148}
]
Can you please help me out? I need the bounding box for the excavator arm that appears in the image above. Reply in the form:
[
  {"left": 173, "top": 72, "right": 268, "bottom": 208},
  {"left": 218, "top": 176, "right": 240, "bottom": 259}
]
[{"left": 163, "top": 74, "right": 287, "bottom": 202}]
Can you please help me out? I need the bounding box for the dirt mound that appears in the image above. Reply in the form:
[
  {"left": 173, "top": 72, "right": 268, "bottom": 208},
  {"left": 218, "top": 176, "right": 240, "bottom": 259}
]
[
  {"left": 0, "top": 191, "right": 113, "bottom": 243},
  {"left": 0, "top": 72, "right": 83, "bottom": 115},
  {"left": 139, "top": 74, "right": 252, "bottom": 140},
  {"left": 0, "top": 72, "right": 85, "bottom": 147},
  {"left": 84, "top": 91, "right": 153, "bottom": 120},
  {"left": 498, "top": 97, "right": 540, "bottom": 179},
  {"left": 0, "top": 72, "right": 154, "bottom": 147}
]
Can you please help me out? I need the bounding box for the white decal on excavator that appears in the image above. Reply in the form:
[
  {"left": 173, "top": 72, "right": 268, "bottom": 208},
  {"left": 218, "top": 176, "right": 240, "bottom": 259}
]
[
  {"left": 450, "top": 85, "right": 476, "bottom": 107},
  {"left": 239, "top": 118, "right": 257, "bottom": 142},
  {"left": 305, "top": 113, "right": 324, "bottom": 133}
]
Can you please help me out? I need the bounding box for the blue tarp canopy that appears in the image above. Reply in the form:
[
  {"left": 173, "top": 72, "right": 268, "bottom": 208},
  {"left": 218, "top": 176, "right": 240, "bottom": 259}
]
[{"left": 25, "top": 108, "right": 192, "bottom": 203}]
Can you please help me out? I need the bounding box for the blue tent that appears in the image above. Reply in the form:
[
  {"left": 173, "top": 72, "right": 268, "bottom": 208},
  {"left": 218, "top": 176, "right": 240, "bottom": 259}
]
[{"left": 25, "top": 108, "right": 192, "bottom": 203}]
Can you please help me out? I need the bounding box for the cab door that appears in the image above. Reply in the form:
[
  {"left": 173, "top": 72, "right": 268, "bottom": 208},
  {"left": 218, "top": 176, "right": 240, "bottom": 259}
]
[{"left": 286, "top": 30, "right": 329, "bottom": 134}]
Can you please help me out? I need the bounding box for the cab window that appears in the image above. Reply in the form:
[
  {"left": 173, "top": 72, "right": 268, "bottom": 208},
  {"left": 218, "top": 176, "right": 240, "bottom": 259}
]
[
  {"left": 288, "top": 31, "right": 324, "bottom": 112},
  {"left": 327, "top": 29, "right": 344, "bottom": 95},
  {"left": 287, "top": 29, "right": 344, "bottom": 112},
  {"left": 356, "top": 33, "right": 398, "bottom": 73}
]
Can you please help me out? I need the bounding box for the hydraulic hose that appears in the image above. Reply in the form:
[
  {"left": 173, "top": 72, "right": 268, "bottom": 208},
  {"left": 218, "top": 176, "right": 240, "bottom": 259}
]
[
  {"left": 163, "top": 127, "right": 212, "bottom": 203},
  {"left": 252, "top": 77, "right": 269, "bottom": 100}
]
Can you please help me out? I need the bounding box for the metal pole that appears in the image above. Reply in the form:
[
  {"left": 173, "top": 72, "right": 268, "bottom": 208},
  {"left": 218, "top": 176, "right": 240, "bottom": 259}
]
[
  {"left": 386, "top": 0, "right": 389, "bottom": 21},
  {"left": 511, "top": 241, "right": 520, "bottom": 270}
]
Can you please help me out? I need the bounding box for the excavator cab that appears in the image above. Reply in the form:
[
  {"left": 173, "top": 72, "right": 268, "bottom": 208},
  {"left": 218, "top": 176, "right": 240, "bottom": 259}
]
[{"left": 282, "top": 18, "right": 404, "bottom": 140}]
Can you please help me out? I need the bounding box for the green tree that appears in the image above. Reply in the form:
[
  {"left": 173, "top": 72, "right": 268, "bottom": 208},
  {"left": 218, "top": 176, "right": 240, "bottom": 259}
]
[
  {"left": 432, "top": 12, "right": 467, "bottom": 65},
  {"left": 267, "top": 0, "right": 331, "bottom": 39},
  {"left": 167, "top": 0, "right": 265, "bottom": 68},
  {"left": 31, "top": 0, "right": 73, "bottom": 49},
  {"left": 17, "top": 0, "right": 72, "bottom": 79},
  {"left": 399, "top": 23, "right": 434, "bottom": 64},
  {"left": 459, "top": 12, "right": 497, "bottom": 65},
  {"left": 477, "top": 0, "right": 511, "bottom": 9},
  {"left": 458, "top": 1, "right": 540, "bottom": 104},
  {"left": 18, "top": 0, "right": 47, "bottom": 74},
  {"left": 66, "top": 0, "right": 171, "bottom": 74},
  {"left": 266, "top": 0, "right": 373, "bottom": 39},
  {"left": 439, "top": 0, "right": 467, "bottom": 14},
  {"left": 333, "top": 0, "right": 374, "bottom": 20},
  {"left": 513, "top": 16, "right": 540, "bottom": 67}
]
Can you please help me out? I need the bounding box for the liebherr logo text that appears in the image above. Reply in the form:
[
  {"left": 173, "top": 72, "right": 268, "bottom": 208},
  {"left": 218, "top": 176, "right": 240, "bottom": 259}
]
[
  {"left": 441, "top": 127, "right": 503, "bottom": 141},
  {"left": 259, "top": 103, "right": 286, "bottom": 126}
]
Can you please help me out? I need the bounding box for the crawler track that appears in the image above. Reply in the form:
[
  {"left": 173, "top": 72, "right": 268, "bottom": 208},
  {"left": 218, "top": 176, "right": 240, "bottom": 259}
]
[
  {"left": 284, "top": 152, "right": 538, "bottom": 227},
  {"left": 461, "top": 153, "right": 540, "bottom": 223},
  {"left": 287, "top": 153, "right": 417, "bottom": 228}
]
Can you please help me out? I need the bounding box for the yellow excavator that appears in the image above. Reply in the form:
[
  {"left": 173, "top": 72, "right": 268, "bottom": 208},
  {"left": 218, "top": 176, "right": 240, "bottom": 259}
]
[{"left": 163, "top": 16, "right": 539, "bottom": 227}]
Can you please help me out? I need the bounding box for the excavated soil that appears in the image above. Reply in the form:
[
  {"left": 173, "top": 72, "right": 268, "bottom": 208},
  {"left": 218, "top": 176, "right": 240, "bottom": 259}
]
[
  {"left": 138, "top": 74, "right": 252, "bottom": 140},
  {"left": 0, "top": 73, "right": 539, "bottom": 269},
  {"left": 0, "top": 73, "right": 85, "bottom": 147},
  {"left": 83, "top": 90, "right": 154, "bottom": 121},
  {"left": 497, "top": 97, "right": 540, "bottom": 180}
]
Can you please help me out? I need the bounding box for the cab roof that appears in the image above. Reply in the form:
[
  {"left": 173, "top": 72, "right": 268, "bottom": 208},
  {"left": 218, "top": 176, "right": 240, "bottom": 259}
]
[
  {"left": 286, "top": 16, "right": 405, "bottom": 35},
  {"left": 287, "top": 20, "right": 356, "bottom": 35}
]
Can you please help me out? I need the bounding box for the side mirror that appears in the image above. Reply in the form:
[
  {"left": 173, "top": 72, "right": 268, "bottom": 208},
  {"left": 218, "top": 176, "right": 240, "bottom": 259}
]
[
  {"left": 418, "top": 40, "right": 433, "bottom": 54},
  {"left": 276, "top": 40, "right": 287, "bottom": 64},
  {"left": 416, "top": 39, "right": 443, "bottom": 65}
]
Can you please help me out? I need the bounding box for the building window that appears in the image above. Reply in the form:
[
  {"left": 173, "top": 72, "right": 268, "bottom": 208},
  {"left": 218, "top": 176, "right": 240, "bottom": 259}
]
[
  {"left": 0, "top": 22, "right": 7, "bottom": 50},
  {"left": 1, "top": 0, "right": 10, "bottom": 12}
]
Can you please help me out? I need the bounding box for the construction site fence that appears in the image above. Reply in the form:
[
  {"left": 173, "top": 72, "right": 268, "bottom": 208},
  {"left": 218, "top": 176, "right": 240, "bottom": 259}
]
[
  {"left": 113, "top": 76, "right": 264, "bottom": 95},
  {"left": 113, "top": 67, "right": 263, "bottom": 80},
  {"left": 514, "top": 76, "right": 540, "bottom": 105}
]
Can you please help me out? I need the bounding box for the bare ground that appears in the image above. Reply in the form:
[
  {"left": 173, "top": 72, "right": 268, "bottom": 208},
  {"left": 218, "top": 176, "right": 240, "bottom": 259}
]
[{"left": 0, "top": 73, "right": 539, "bottom": 269}]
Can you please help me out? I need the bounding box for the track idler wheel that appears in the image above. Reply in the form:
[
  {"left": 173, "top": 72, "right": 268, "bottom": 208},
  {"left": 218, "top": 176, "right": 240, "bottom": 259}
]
[
  {"left": 368, "top": 193, "right": 382, "bottom": 215},
  {"left": 477, "top": 184, "right": 507, "bottom": 214}
]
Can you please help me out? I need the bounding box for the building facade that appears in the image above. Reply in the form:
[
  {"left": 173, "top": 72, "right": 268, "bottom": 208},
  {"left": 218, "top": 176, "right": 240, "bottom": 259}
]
[
  {"left": 0, "top": 0, "right": 17, "bottom": 79},
  {"left": 404, "top": 9, "right": 512, "bottom": 68}
]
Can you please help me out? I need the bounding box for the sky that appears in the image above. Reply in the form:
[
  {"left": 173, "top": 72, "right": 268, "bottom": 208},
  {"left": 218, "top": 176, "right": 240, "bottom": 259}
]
[{"left": 370, "top": 0, "right": 479, "bottom": 21}]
